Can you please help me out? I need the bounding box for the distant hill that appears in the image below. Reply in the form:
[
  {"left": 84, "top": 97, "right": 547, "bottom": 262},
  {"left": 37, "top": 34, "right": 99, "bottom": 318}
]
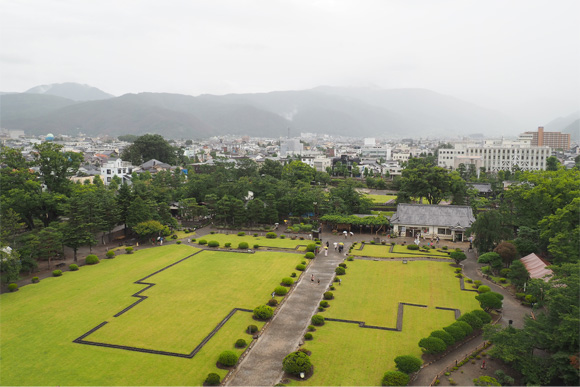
[
  {"left": 24, "top": 82, "right": 114, "bottom": 101},
  {"left": 0, "top": 85, "right": 525, "bottom": 139}
]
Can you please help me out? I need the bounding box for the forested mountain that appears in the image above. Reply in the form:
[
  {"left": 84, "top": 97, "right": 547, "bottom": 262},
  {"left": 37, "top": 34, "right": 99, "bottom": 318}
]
[{"left": 24, "top": 82, "right": 114, "bottom": 101}]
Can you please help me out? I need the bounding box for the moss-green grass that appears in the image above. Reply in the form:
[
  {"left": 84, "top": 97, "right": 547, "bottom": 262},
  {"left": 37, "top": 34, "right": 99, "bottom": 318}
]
[
  {"left": 197, "top": 233, "right": 309, "bottom": 250},
  {"left": 351, "top": 244, "right": 451, "bottom": 258},
  {"left": 0, "top": 244, "right": 302, "bottom": 386},
  {"left": 365, "top": 194, "right": 397, "bottom": 204},
  {"left": 291, "top": 260, "right": 481, "bottom": 386}
]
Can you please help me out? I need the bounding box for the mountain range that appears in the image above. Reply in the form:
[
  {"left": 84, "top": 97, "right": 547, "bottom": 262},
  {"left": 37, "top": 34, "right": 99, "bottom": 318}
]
[{"left": 0, "top": 82, "right": 570, "bottom": 139}]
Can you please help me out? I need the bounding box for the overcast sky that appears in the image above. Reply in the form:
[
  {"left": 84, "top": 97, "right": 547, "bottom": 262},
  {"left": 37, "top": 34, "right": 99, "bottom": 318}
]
[{"left": 1, "top": 0, "right": 578, "bottom": 125}]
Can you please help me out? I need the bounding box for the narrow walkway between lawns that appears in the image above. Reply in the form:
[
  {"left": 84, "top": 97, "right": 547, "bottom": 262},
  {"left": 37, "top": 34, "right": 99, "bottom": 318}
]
[{"left": 227, "top": 235, "right": 346, "bottom": 386}]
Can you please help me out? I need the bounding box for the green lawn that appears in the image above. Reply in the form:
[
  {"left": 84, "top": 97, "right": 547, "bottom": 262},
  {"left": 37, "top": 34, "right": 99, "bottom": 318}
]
[
  {"left": 365, "top": 194, "right": 397, "bottom": 204},
  {"left": 196, "top": 233, "right": 310, "bottom": 250},
  {"left": 351, "top": 243, "right": 451, "bottom": 258},
  {"left": 0, "top": 245, "right": 303, "bottom": 386},
  {"left": 292, "top": 260, "right": 481, "bottom": 386}
]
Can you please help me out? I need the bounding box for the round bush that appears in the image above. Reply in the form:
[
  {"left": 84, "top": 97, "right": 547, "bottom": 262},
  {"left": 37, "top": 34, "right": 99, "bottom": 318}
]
[
  {"left": 176, "top": 240, "right": 182, "bottom": 244},
  {"left": 311, "top": 314, "right": 325, "bottom": 326},
  {"left": 238, "top": 241, "right": 249, "bottom": 249},
  {"left": 235, "top": 339, "right": 247, "bottom": 348},
  {"left": 407, "top": 244, "right": 420, "bottom": 250},
  {"left": 198, "top": 239, "right": 207, "bottom": 245},
  {"left": 253, "top": 244, "right": 260, "bottom": 249},
  {"left": 335, "top": 266, "right": 346, "bottom": 275},
  {"left": 171, "top": 234, "right": 178, "bottom": 239},
  {"left": 296, "top": 264, "right": 306, "bottom": 271},
  {"left": 217, "top": 350, "right": 238, "bottom": 367},
  {"left": 106, "top": 250, "right": 115, "bottom": 258},
  {"left": 305, "top": 252, "right": 315, "bottom": 259},
  {"left": 274, "top": 286, "right": 288, "bottom": 296},
  {"left": 31, "top": 277, "right": 39, "bottom": 283},
  {"left": 204, "top": 373, "right": 220, "bottom": 386},
  {"left": 338, "top": 263, "right": 347, "bottom": 268},
  {"left": 418, "top": 336, "right": 447, "bottom": 354},
  {"left": 85, "top": 255, "right": 99, "bottom": 265},
  {"left": 471, "top": 309, "right": 492, "bottom": 324},
  {"left": 329, "top": 285, "right": 335, "bottom": 290},
  {"left": 290, "top": 272, "right": 297, "bottom": 277},
  {"left": 282, "top": 351, "right": 312, "bottom": 377},
  {"left": 458, "top": 312, "right": 484, "bottom": 330},
  {"left": 320, "top": 300, "right": 329, "bottom": 308},
  {"left": 500, "top": 268, "right": 511, "bottom": 277},
  {"left": 52, "top": 270, "right": 63, "bottom": 277},
  {"left": 253, "top": 305, "right": 274, "bottom": 320},
  {"left": 237, "top": 231, "right": 245, "bottom": 236},
  {"left": 8, "top": 283, "right": 18, "bottom": 292},
  {"left": 347, "top": 256, "right": 354, "bottom": 261},
  {"left": 306, "top": 243, "right": 316, "bottom": 252},
  {"left": 444, "top": 324, "right": 466, "bottom": 342},
  {"left": 247, "top": 324, "right": 258, "bottom": 334},
  {"left": 323, "top": 291, "right": 334, "bottom": 300},
  {"left": 430, "top": 330, "right": 455, "bottom": 346},
  {"left": 382, "top": 370, "right": 410, "bottom": 386},
  {"left": 224, "top": 242, "right": 231, "bottom": 248},
  {"left": 308, "top": 325, "right": 316, "bottom": 331},
  {"left": 394, "top": 355, "right": 423, "bottom": 374},
  {"left": 125, "top": 246, "right": 134, "bottom": 254},
  {"left": 207, "top": 240, "right": 220, "bottom": 248},
  {"left": 253, "top": 233, "right": 258, "bottom": 237},
  {"left": 267, "top": 298, "right": 279, "bottom": 307},
  {"left": 69, "top": 264, "right": 79, "bottom": 271},
  {"left": 266, "top": 232, "right": 277, "bottom": 239},
  {"left": 281, "top": 277, "right": 294, "bottom": 286},
  {"left": 478, "top": 285, "right": 491, "bottom": 293},
  {"left": 318, "top": 306, "right": 324, "bottom": 311},
  {"left": 304, "top": 332, "right": 313, "bottom": 340},
  {"left": 280, "top": 235, "right": 285, "bottom": 239},
  {"left": 301, "top": 260, "right": 306, "bottom": 265},
  {"left": 499, "top": 277, "right": 507, "bottom": 283}
]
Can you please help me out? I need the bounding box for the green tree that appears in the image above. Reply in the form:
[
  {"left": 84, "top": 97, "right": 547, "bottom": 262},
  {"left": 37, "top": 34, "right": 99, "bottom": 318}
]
[
  {"left": 36, "top": 226, "right": 63, "bottom": 269},
  {"left": 545, "top": 156, "right": 560, "bottom": 171},
  {"left": 116, "top": 183, "right": 134, "bottom": 233},
  {"left": 538, "top": 197, "right": 579, "bottom": 264},
  {"left": 398, "top": 161, "right": 453, "bottom": 204},
  {"left": 0, "top": 246, "right": 22, "bottom": 283},
  {"left": 476, "top": 291, "right": 503, "bottom": 311},
  {"left": 450, "top": 251, "right": 467, "bottom": 265},
  {"left": 126, "top": 196, "right": 153, "bottom": 229},
  {"left": 469, "top": 210, "right": 511, "bottom": 253},
  {"left": 281, "top": 160, "right": 315, "bottom": 184},
  {"left": 32, "top": 142, "right": 83, "bottom": 194},
  {"left": 507, "top": 260, "right": 529, "bottom": 289},
  {"left": 494, "top": 241, "right": 518, "bottom": 267},
  {"left": 120, "top": 134, "right": 178, "bottom": 165},
  {"left": 477, "top": 252, "right": 503, "bottom": 274},
  {"left": 133, "top": 220, "right": 168, "bottom": 240}
]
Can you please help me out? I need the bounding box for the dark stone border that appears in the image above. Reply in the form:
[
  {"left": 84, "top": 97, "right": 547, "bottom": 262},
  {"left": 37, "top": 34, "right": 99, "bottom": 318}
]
[
  {"left": 73, "top": 250, "right": 255, "bottom": 358},
  {"left": 435, "top": 306, "right": 461, "bottom": 319}
]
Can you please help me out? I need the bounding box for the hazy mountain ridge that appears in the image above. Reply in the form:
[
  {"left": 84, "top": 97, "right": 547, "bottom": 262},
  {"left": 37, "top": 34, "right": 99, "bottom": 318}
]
[
  {"left": 24, "top": 82, "right": 114, "bottom": 101},
  {"left": 1, "top": 82, "right": 568, "bottom": 139}
]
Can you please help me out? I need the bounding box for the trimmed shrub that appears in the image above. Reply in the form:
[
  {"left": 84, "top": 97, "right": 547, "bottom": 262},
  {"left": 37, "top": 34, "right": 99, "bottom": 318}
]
[
  {"left": 8, "top": 283, "right": 18, "bottom": 292},
  {"left": 304, "top": 333, "right": 313, "bottom": 340},
  {"left": 453, "top": 320, "right": 473, "bottom": 336},
  {"left": 418, "top": 336, "right": 447, "bottom": 354},
  {"left": 382, "top": 370, "right": 410, "bottom": 386},
  {"left": 31, "top": 277, "right": 39, "bottom": 283},
  {"left": 176, "top": 240, "right": 182, "bottom": 244},
  {"left": 205, "top": 373, "right": 221, "bottom": 386},
  {"left": 499, "top": 277, "right": 507, "bottom": 283},
  {"left": 69, "top": 264, "right": 79, "bottom": 271},
  {"left": 280, "top": 235, "right": 285, "bottom": 239},
  {"left": 106, "top": 250, "right": 115, "bottom": 258},
  {"left": 301, "top": 260, "right": 306, "bottom": 265},
  {"left": 247, "top": 324, "right": 258, "bottom": 334},
  {"left": 318, "top": 306, "right": 324, "bottom": 311},
  {"left": 198, "top": 239, "right": 207, "bottom": 245},
  {"left": 458, "top": 312, "right": 484, "bottom": 330},
  {"left": 500, "top": 268, "right": 511, "bottom": 277},
  {"left": 335, "top": 267, "right": 346, "bottom": 275},
  {"left": 171, "top": 234, "right": 178, "bottom": 239},
  {"left": 311, "top": 314, "right": 325, "bottom": 326},
  {"left": 52, "top": 270, "right": 63, "bottom": 277},
  {"left": 207, "top": 240, "right": 220, "bottom": 248},
  {"left": 304, "top": 252, "right": 315, "bottom": 259},
  {"left": 281, "top": 277, "right": 294, "bottom": 286},
  {"left": 308, "top": 325, "right": 316, "bottom": 331},
  {"left": 210, "top": 231, "right": 215, "bottom": 234},
  {"left": 217, "top": 350, "right": 238, "bottom": 367},
  {"left": 474, "top": 280, "right": 482, "bottom": 287},
  {"left": 478, "top": 285, "right": 491, "bottom": 293},
  {"left": 296, "top": 264, "right": 306, "bottom": 271},
  {"left": 266, "top": 232, "right": 277, "bottom": 239},
  {"left": 329, "top": 285, "right": 335, "bottom": 290},
  {"left": 320, "top": 300, "right": 329, "bottom": 308},
  {"left": 515, "top": 292, "right": 525, "bottom": 300},
  {"left": 253, "top": 305, "right": 274, "bottom": 320},
  {"left": 306, "top": 243, "right": 316, "bottom": 252},
  {"left": 274, "top": 286, "right": 288, "bottom": 296},
  {"left": 253, "top": 233, "right": 258, "bottom": 237},
  {"left": 125, "top": 246, "right": 134, "bottom": 254},
  {"left": 469, "top": 309, "right": 491, "bottom": 324},
  {"left": 253, "top": 244, "right": 260, "bottom": 249},
  {"left": 85, "top": 255, "right": 99, "bottom": 265},
  {"left": 290, "top": 272, "right": 297, "bottom": 278},
  {"left": 407, "top": 244, "right": 420, "bottom": 250},
  {"left": 473, "top": 376, "right": 500, "bottom": 386},
  {"left": 237, "top": 231, "right": 245, "bottom": 236},
  {"left": 430, "top": 330, "right": 455, "bottom": 346},
  {"left": 235, "top": 339, "right": 247, "bottom": 348},
  {"left": 323, "top": 291, "right": 334, "bottom": 300},
  {"left": 394, "top": 355, "right": 423, "bottom": 374},
  {"left": 455, "top": 268, "right": 462, "bottom": 273},
  {"left": 347, "top": 256, "right": 354, "bottom": 261},
  {"left": 238, "top": 242, "right": 249, "bottom": 249},
  {"left": 283, "top": 351, "right": 312, "bottom": 376},
  {"left": 444, "top": 324, "right": 466, "bottom": 342},
  {"left": 525, "top": 294, "right": 537, "bottom": 303},
  {"left": 338, "top": 263, "right": 347, "bottom": 268},
  {"left": 224, "top": 242, "right": 231, "bottom": 248},
  {"left": 267, "top": 298, "right": 279, "bottom": 307}
]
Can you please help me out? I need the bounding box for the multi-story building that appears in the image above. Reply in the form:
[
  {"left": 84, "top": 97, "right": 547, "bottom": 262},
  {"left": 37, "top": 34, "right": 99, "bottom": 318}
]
[
  {"left": 279, "top": 138, "right": 303, "bottom": 157},
  {"left": 360, "top": 144, "right": 391, "bottom": 159},
  {"left": 100, "top": 158, "right": 134, "bottom": 185},
  {"left": 521, "top": 126, "right": 570, "bottom": 150}
]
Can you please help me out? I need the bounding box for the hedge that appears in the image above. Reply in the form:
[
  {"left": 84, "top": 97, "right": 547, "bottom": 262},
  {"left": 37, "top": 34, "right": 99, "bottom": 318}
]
[
  {"left": 382, "top": 371, "right": 410, "bottom": 386},
  {"left": 394, "top": 355, "right": 422, "bottom": 374}
]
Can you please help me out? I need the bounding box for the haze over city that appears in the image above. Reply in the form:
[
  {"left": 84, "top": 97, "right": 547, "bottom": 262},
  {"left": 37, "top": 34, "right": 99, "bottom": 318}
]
[{"left": 1, "top": 0, "right": 579, "bottom": 130}]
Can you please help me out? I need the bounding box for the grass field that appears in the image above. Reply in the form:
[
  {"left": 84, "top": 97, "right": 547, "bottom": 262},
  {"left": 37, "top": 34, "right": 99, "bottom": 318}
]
[
  {"left": 196, "top": 233, "right": 310, "bottom": 250},
  {"left": 0, "top": 244, "right": 303, "bottom": 386},
  {"left": 291, "top": 260, "right": 481, "bottom": 386},
  {"left": 365, "top": 194, "right": 397, "bottom": 204},
  {"left": 351, "top": 243, "right": 451, "bottom": 258}
]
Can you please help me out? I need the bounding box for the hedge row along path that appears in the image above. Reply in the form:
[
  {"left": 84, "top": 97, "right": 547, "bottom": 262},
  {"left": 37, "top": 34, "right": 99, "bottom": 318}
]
[{"left": 73, "top": 249, "right": 254, "bottom": 359}]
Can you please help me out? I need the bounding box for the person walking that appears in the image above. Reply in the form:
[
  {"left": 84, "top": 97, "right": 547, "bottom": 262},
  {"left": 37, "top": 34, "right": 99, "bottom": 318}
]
[
  {"left": 311, "top": 274, "right": 314, "bottom": 284},
  {"left": 324, "top": 246, "right": 328, "bottom": 256},
  {"left": 334, "top": 242, "right": 338, "bottom": 250},
  {"left": 318, "top": 278, "right": 320, "bottom": 285}
]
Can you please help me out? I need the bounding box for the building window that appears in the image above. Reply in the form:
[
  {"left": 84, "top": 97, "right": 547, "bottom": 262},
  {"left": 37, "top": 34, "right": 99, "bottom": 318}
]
[{"left": 107, "top": 169, "right": 111, "bottom": 174}]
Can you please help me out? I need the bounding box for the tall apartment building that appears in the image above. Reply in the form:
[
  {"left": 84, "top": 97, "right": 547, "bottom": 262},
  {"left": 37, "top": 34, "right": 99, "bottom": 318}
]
[
  {"left": 521, "top": 126, "right": 570, "bottom": 150},
  {"left": 100, "top": 158, "right": 134, "bottom": 185}
]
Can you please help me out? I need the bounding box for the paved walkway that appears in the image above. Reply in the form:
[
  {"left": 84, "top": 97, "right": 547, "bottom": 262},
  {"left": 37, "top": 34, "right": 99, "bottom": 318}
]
[{"left": 227, "top": 235, "right": 346, "bottom": 386}]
